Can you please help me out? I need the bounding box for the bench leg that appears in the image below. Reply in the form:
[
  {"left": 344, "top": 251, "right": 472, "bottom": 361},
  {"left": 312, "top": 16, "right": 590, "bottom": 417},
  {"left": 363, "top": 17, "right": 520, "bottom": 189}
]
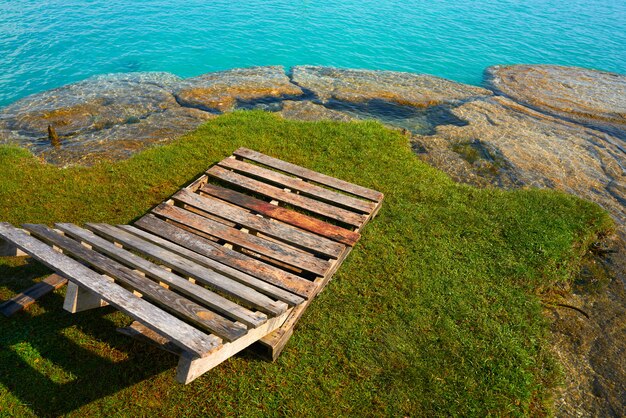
[
  {"left": 63, "top": 281, "right": 108, "bottom": 313},
  {"left": 0, "top": 239, "right": 28, "bottom": 257},
  {"left": 176, "top": 310, "right": 291, "bottom": 384}
]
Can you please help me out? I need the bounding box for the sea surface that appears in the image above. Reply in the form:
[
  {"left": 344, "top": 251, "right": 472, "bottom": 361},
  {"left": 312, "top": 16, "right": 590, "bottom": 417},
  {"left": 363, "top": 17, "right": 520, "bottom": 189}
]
[{"left": 0, "top": 0, "right": 624, "bottom": 106}]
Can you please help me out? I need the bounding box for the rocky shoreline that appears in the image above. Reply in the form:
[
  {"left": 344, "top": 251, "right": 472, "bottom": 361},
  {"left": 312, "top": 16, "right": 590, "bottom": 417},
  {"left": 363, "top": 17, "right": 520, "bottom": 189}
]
[{"left": 1, "top": 64, "right": 625, "bottom": 415}]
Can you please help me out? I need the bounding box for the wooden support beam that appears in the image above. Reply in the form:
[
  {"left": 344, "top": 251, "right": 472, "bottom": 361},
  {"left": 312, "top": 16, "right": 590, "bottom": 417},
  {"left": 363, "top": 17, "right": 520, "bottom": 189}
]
[
  {"left": 176, "top": 309, "right": 291, "bottom": 384},
  {"left": 0, "top": 238, "right": 28, "bottom": 257},
  {"left": 0, "top": 274, "right": 68, "bottom": 317},
  {"left": 63, "top": 281, "right": 109, "bottom": 313}
]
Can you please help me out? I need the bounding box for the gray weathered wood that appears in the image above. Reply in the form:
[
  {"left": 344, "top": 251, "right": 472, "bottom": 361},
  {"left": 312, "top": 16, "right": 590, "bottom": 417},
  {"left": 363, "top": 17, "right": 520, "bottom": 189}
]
[
  {"left": 153, "top": 203, "right": 331, "bottom": 276},
  {"left": 86, "top": 223, "right": 287, "bottom": 317},
  {"left": 64, "top": 281, "right": 109, "bottom": 313},
  {"left": 0, "top": 223, "right": 220, "bottom": 357},
  {"left": 24, "top": 224, "right": 246, "bottom": 342},
  {"left": 218, "top": 157, "right": 377, "bottom": 214},
  {"left": 233, "top": 147, "right": 384, "bottom": 202},
  {"left": 176, "top": 309, "right": 291, "bottom": 384},
  {"left": 55, "top": 223, "right": 266, "bottom": 329},
  {"left": 174, "top": 188, "right": 344, "bottom": 259},
  {"left": 207, "top": 166, "right": 368, "bottom": 227},
  {"left": 130, "top": 215, "right": 313, "bottom": 300}
]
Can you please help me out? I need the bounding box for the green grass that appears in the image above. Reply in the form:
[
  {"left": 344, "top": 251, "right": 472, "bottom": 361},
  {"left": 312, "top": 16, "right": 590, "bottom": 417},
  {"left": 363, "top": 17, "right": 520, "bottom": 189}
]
[{"left": 0, "top": 111, "right": 612, "bottom": 417}]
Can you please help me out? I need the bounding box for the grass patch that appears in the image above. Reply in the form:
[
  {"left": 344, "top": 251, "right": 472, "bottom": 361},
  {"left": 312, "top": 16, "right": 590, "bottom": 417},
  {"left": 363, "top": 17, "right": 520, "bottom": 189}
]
[{"left": 0, "top": 111, "right": 612, "bottom": 416}]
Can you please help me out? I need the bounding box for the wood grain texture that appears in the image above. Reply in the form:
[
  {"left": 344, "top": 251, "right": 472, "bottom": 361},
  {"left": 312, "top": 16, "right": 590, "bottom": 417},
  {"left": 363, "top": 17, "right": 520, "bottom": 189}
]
[
  {"left": 173, "top": 188, "right": 344, "bottom": 258},
  {"left": 233, "top": 147, "right": 384, "bottom": 202},
  {"left": 63, "top": 281, "right": 108, "bottom": 313},
  {"left": 153, "top": 203, "right": 331, "bottom": 276},
  {"left": 218, "top": 158, "right": 377, "bottom": 214},
  {"left": 176, "top": 309, "right": 291, "bottom": 384},
  {"left": 24, "top": 224, "right": 246, "bottom": 342},
  {"left": 128, "top": 216, "right": 311, "bottom": 302},
  {"left": 207, "top": 166, "right": 367, "bottom": 227},
  {"left": 0, "top": 274, "right": 68, "bottom": 317},
  {"left": 200, "top": 183, "right": 361, "bottom": 246},
  {"left": 55, "top": 223, "right": 266, "bottom": 329},
  {"left": 86, "top": 223, "right": 287, "bottom": 317},
  {"left": 0, "top": 223, "right": 220, "bottom": 357},
  {"left": 117, "top": 321, "right": 183, "bottom": 356}
]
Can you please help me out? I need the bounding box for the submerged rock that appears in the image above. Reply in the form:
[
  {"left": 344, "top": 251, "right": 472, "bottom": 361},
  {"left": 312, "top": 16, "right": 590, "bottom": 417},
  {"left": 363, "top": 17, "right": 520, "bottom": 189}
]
[
  {"left": 0, "top": 72, "right": 182, "bottom": 140},
  {"left": 414, "top": 96, "right": 626, "bottom": 224},
  {"left": 174, "top": 66, "right": 303, "bottom": 112},
  {"left": 38, "top": 107, "right": 213, "bottom": 166},
  {"left": 278, "top": 100, "right": 353, "bottom": 122},
  {"left": 291, "top": 66, "right": 492, "bottom": 107},
  {"left": 486, "top": 65, "right": 626, "bottom": 137}
]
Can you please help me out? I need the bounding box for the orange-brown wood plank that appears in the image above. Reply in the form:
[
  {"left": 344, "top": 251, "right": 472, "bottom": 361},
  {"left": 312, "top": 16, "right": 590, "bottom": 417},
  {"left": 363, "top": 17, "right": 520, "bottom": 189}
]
[
  {"left": 173, "top": 189, "right": 344, "bottom": 259},
  {"left": 153, "top": 204, "right": 331, "bottom": 276},
  {"left": 133, "top": 214, "right": 316, "bottom": 298},
  {"left": 207, "top": 166, "right": 367, "bottom": 227},
  {"left": 0, "top": 274, "right": 68, "bottom": 317},
  {"left": 218, "top": 158, "right": 377, "bottom": 214},
  {"left": 199, "top": 184, "right": 361, "bottom": 246},
  {"left": 233, "top": 147, "right": 384, "bottom": 202}
]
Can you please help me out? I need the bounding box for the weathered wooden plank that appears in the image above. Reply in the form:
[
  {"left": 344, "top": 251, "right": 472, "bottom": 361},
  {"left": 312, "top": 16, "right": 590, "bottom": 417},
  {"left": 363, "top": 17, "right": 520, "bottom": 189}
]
[
  {"left": 0, "top": 274, "right": 68, "bottom": 317},
  {"left": 128, "top": 216, "right": 311, "bottom": 302},
  {"left": 233, "top": 147, "right": 384, "bottom": 202},
  {"left": 0, "top": 223, "right": 220, "bottom": 357},
  {"left": 117, "top": 321, "right": 183, "bottom": 356},
  {"left": 173, "top": 189, "right": 344, "bottom": 259},
  {"left": 176, "top": 309, "right": 291, "bottom": 384},
  {"left": 55, "top": 223, "right": 266, "bottom": 329},
  {"left": 153, "top": 203, "right": 331, "bottom": 276},
  {"left": 218, "top": 158, "right": 377, "bottom": 214},
  {"left": 86, "top": 223, "right": 288, "bottom": 317},
  {"left": 200, "top": 183, "right": 361, "bottom": 246},
  {"left": 24, "top": 224, "right": 247, "bottom": 342},
  {"left": 207, "top": 166, "right": 367, "bottom": 227}
]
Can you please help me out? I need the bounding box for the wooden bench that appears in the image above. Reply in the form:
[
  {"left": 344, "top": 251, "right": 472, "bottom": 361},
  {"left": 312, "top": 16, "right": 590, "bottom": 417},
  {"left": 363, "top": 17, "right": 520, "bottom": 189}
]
[{"left": 0, "top": 148, "right": 383, "bottom": 383}]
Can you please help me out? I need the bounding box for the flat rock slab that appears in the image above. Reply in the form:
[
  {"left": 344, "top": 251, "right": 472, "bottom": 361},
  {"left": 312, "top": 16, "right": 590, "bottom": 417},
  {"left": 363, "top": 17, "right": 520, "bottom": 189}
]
[
  {"left": 278, "top": 100, "right": 353, "bottom": 122},
  {"left": 415, "top": 96, "right": 626, "bottom": 225},
  {"left": 291, "top": 66, "right": 492, "bottom": 107},
  {"left": 486, "top": 65, "right": 626, "bottom": 137},
  {"left": 174, "top": 66, "right": 303, "bottom": 112},
  {"left": 0, "top": 72, "right": 181, "bottom": 139},
  {"left": 39, "top": 107, "right": 214, "bottom": 166}
]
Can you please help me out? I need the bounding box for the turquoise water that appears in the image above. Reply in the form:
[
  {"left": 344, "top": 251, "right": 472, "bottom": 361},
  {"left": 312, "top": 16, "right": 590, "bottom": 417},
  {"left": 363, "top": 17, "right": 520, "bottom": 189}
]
[{"left": 0, "top": 0, "right": 624, "bottom": 106}]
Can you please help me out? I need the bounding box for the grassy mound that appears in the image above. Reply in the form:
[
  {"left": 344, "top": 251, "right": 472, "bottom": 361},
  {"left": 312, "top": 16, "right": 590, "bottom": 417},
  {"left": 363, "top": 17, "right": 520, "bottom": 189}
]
[{"left": 0, "top": 111, "right": 612, "bottom": 416}]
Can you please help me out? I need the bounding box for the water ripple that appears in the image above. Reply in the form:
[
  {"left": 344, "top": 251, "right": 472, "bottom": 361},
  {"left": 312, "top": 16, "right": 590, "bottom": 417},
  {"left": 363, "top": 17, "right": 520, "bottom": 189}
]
[{"left": 0, "top": 0, "right": 624, "bottom": 106}]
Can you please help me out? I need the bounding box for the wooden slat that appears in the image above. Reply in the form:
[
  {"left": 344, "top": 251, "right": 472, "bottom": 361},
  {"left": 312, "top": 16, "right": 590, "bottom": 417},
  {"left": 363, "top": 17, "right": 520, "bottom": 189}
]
[
  {"left": 55, "top": 223, "right": 266, "bottom": 329},
  {"left": 153, "top": 204, "right": 331, "bottom": 276},
  {"left": 0, "top": 274, "right": 68, "bottom": 317},
  {"left": 0, "top": 223, "right": 219, "bottom": 357},
  {"left": 24, "top": 224, "right": 247, "bottom": 342},
  {"left": 129, "top": 215, "right": 312, "bottom": 301},
  {"left": 218, "top": 158, "right": 377, "bottom": 214},
  {"left": 233, "top": 147, "right": 384, "bottom": 202},
  {"left": 86, "top": 223, "right": 287, "bottom": 317},
  {"left": 199, "top": 183, "right": 361, "bottom": 246},
  {"left": 117, "top": 321, "right": 183, "bottom": 356},
  {"left": 174, "top": 189, "right": 344, "bottom": 259},
  {"left": 207, "top": 166, "right": 367, "bottom": 227}
]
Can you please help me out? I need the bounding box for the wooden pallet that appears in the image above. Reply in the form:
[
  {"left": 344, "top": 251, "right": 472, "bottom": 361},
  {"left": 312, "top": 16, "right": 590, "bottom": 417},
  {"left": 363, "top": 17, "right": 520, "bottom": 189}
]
[{"left": 0, "top": 148, "right": 383, "bottom": 383}]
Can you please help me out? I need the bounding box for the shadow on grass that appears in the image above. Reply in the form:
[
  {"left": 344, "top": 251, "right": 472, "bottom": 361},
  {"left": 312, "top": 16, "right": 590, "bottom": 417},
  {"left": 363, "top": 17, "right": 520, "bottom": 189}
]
[{"left": 0, "top": 285, "right": 176, "bottom": 416}]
